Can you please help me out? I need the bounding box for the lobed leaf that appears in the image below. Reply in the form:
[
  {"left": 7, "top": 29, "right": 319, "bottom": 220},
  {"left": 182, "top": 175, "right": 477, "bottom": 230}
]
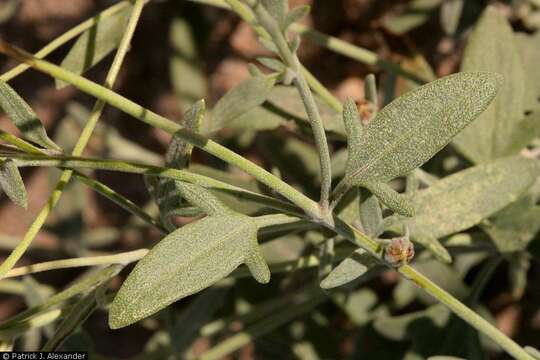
[
  {"left": 210, "top": 75, "right": 276, "bottom": 132},
  {"left": 0, "top": 81, "right": 60, "bottom": 151},
  {"left": 0, "top": 160, "right": 27, "bottom": 209},
  {"left": 335, "top": 71, "right": 501, "bottom": 197},
  {"left": 56, "top": 5, "right": 132, "bottom": 88},
  {"left": 109, "top": 215, "right": 270, "bottom": 329},
  {"left": 452, "top": 7, "right": 526, "bottom": 163}
]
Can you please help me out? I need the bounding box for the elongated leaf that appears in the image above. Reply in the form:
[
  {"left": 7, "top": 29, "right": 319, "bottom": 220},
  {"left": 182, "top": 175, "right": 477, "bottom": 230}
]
[
  {"left": 440, "top": 0, "right": 464, "bottom": 35},
  {"left": 359, "top": 191, "right": 383, "bottom": 237},
  {"left": 109, "top": 215, "right": 270, "bottom": 329},
  {"left": 0, "top": 160, "right": 27, "bottom": 208},
  {"left": 266, "top": 86, "right": 345, "bottom": 135},
  {"left": 210, "top": 75, "right": 276, "bottom": 132},
  {"left": 516, "top": 32, "right": 540, "bottom": 111},
  {"left": 336, "top": 72, "right": 500, "bottom": 198},
  {"left": 56, "top": 5, "right": 132, "bottom": 88},
  {"left": 382, "top": 0, "right": 442, "bottom": 35},
  {"left": 482, "top": 195, "right": 540, "bottom": 252},
  {"left": 453, "top": 7, "right": 526, "bottom": 163},
  {"left": 262, "top": 0, "right": 288, "bottom": 26},
  {"left": 320, "top": 249, "right": 375, "bottom": 289},
  {"left": 526, "top": 346, "right": 540, "bottom": 360},
  {"left": 282, "top": 5, "right": 310, "bottom": 31},
  {"left": 0, "top": 81, "right": 60, "bottom": 150},
  {"left": 397, "top": 156, "right": 539, "bottom": 240}
]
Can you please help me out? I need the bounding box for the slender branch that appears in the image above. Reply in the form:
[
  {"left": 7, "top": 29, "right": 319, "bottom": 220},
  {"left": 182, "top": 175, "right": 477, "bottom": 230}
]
[
  {"left": 0, "top": 153, "right": 303, "bottom": 216},
  {"left": 247, "top": 0, "right": 332, "bottom": 214},
  {"left": 3, "top": 249, "right": 148, "bottom": 279},
  {"left": 0, "top": 0, "right": 147, "bottom": 278},
  {"left": 0, "top": 0, "right": 136, "bottom": 82},
  {"left": 0, "top": 41, "right": 321, "bottom": 221}
]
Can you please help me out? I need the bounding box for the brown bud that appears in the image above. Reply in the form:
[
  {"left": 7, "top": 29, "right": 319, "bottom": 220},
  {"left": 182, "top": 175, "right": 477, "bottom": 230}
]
[{"left": 384, "top": 236, "right": 414, "bottom": 267}]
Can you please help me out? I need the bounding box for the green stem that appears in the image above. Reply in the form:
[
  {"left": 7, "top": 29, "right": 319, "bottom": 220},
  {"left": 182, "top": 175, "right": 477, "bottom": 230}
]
[
  {"left": 0, "top": 1, "right": 147, "bottom": 279},
  {"left": 188, "top": 0, "right": 427, "bottom": 84},
  {"left": 249, "top": 1, "right": 332, "bottom": 214},
  {"left": 0, "top": 153, "right": 302, "bottom": 216},
  {"left": 3, "top": 249, "right": 148, "bottom": 279},
  {"left": 0, "top": 41, "right": 321, "bottom": 221},
  {"left": 0, "top": 0, "right": 135, "bottom": 82},
  {"left": 335, "top": 222, "right": 533, "bottom": 360}
]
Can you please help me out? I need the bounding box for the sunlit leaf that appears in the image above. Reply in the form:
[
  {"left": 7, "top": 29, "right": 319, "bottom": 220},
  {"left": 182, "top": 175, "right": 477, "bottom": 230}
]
[
  {"left": 109, "top": 215, "right": 270, "bottom": 329},
  {"left": 320, "top": 249, "right": 375, "bottom": 289},
  {"left": 335, "top": 72, "right": 501, "bottom": 198},
  {"left": 453, "top": 7, "right": 526, "bottom": 163}
]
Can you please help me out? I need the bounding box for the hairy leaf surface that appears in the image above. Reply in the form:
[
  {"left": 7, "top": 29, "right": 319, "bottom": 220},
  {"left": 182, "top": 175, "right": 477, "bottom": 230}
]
[
  {"left": 109, "top": 215, "right": 270, "bottom": 329},
  {"left": 0, "top": 160, "right": 27, "bottom": 208}
]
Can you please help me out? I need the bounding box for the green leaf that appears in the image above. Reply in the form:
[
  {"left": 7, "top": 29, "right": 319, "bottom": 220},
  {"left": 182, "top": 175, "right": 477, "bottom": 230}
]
[
  {"left": 335, "top": 71, "right": 501, "bottom": 197},
  {"left": 508, "top": 253, "right": 530, "bottom": 300},
  {"left": 453, "top": 7, "right": 526, "bottom": 163},
  {"left": 320, "top": 249, "right": 375, "bottom": 289},
  {"left": 170, "top": 18, "right": 208, "bottom": 109},
  {"left": 359, "top": 191, "right": 383, "bottom": 237},
  {"left": 515, "top": 32, "right": 540, "bottom": 112},
  {"left": 0, "top": 81, "right": 60, "bottom": 151},
  {"left": 210, "top": 75, "right": 276, "bottom": 132},
  {"left": 397, "top": 156, "right": 539, "bottom": 241},
  {"left": 266, "top": 86, "right": 345, "bottom": 135},
  {"left": 482, "top": 195, "right": 540, "bottom": 252},
  {"left": 381, "top": 0, "right": 442, "bottom": 35},
  {"left": 0, "top": 160, "right": 27, "bottom": 209},
  {"left": 440, "top": 0, "right": 464, "bottom": 35},
  {"left": 109, "top": 215, "right": 270, "bottom": 329},
  {"left": 282, "top": 5, "right": 310, "bottom": 31},
  {"left": 56, "top": 5, "right": 132, "bottom": 89},
  {"left": 257, "top": 57, "right": 286, "bottom": 72},
  {"left": 261, "top": 0, "right": 288, "bottom": 27}
]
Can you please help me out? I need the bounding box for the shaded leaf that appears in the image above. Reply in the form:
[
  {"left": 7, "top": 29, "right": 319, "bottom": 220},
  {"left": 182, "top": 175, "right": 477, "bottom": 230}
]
[
  {"left": 109, "top": 215, "right": 270, "bottom": 329},
  {"left": 0, "top": 81, "right": 60, "bottom": 150},
  {"left": 359, "top": 192, "right": 383, "bottom": 237},
  {"left": 453, "top": 7, "right": 526, "bottom": 163},
  {"left": 266, "top": 86, "right": 345, "bottom": 135},
  {"left": 382, "top": 0, "right": 442, "bottom": 35},
  {"left": 508, "top": 253, "right": 530, "bottom": 300},
  {"left": 526, "top": 346, "right": 540, "bottom": 360},
  {"left": 210, "top": 75, "right": 276, "bottom": 132},
  {"left": 0, "top": 160, "right": 27, "bottom": 208},
  {"left": 56, "top": 5, "right": 132, "bottom": 88},
  {"left": 482, "top": 195, "right": 540, "bottom": 252},
  {"left": 397, "top": 156, "right": 539, "bottom": 241},
  {"left": 335, "top": 71, "right": 501, "bottom": 198},
  {"left": 515, "top": 32, "right": 540, "bottom": 111},
  {"left": 320, "top": 249, "right": 375, "bottom": 289}
]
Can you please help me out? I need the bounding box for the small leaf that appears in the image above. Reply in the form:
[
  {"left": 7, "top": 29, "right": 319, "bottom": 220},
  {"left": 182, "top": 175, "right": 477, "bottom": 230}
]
[
  {"left": 334, "top": 72, "right": 501, "bottom": 198},
  {"left": 453, "top": 7, "right": 526, "bottom": 163},
  {"left": 414, "top": 235, "right": 452, "bottom": 263},
  {"left": 282, "top": 5, "right": 310, "bottom": 30},
  {"left": 0, "top": 81, "right": 60, "bottom": 151},
  {"left": 381, "top": 0, "right": 442, "bottom": 35},
  {"left": 257, "top": 57, "right": 286, "bottom": 72},
  {"left": 320, "top": 249, "right": 374, "bottom": 289},
  {"left": 56, "top": 5, "right": 132, "bottom": 88},
  {"left": 210, "top": 75, "right": 276, "bottom": 132},
  {"left": 508, "top": 253, "right": 530, "bottom": 300},
  {"left": 0, "top": 160, "right": 27, "bottom": 208},
  {"left": 109, "top": 215, "right": 270, "bottom": 329},
  {"left": 440, "top": 0, "right": 464, "bottom": 35},
  {"left": 395, "top": 156, "right": 539, "bottom": 240},
  {"left": 359, "top": 191, "right": 383, "bottom": 237},
  {"left": 261, "top": 0, "right": 288, "bottom": 27},
  {"left": 362, "top": 181, "right": 414, "bottom": 217}
]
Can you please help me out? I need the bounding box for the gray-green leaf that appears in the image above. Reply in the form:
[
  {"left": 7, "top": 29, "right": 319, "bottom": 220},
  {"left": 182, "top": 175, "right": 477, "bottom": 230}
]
[
  {"left": 0, "top": 160, "right": 27, "bottom": 209},
  {"left": 453, "top": 7, "right": 526, "bottom": 163},
  {"left": 395, "top": 156, "right": 539, "bottom": 240},
  {"left": 320, "top": 249, "right": 375, "bottom": 289},
  {"left": 210, "top": 75, "right": 276, "bottom": 132},
  {"left": 334, "top": 71, "right": 501, "bottom": 197},
  {"left": 109, "top": 215, "right": 270, "bottom": 329},
  {"left": 0, "top": 81, "right": 60, "bottom": 151},
  {"left": 56, "top": 4, "right": 132, "bottom": 88}
]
